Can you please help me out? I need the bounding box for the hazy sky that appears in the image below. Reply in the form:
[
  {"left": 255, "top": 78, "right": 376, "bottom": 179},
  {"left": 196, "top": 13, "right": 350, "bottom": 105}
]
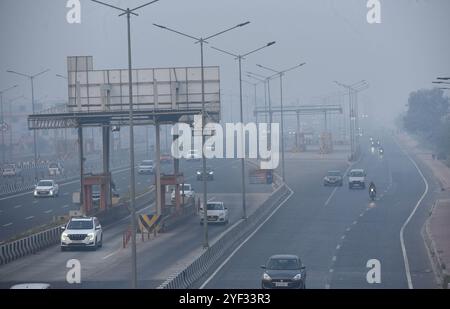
[{"left": 1, "top": 0, "right": 449, "bottom": 126}]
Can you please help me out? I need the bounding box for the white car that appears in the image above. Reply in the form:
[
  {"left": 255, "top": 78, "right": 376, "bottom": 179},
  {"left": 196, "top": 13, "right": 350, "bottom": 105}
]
[
  {"left": 138, "top": 160, "right": 154, "bottom": 174},
  {"left": 171, "top": 184, "right": 195, "bottom": 203},
  {"left": 348, "top": 169, "right": 366, "bottom": 189},
  {"left": 60, "top": 216, "right": 103, "bottom": 251},
  {"left": 185, "top": 149, "right": 202, "bottom": 161},
  {"left": 2, "top": 164, "right": 19, "bottom": 177},
  {"left": 200, "top": 201, "right": 229, "bottom": 225},
  {"left": 48, "top": 162, "right": 64, "bottom": 176},
  {"left": 34, "top": 179, "right": 59, "bottom": 197}
]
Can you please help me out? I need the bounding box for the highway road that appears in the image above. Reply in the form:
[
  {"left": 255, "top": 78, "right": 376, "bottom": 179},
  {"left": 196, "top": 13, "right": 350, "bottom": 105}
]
[
  {"left": 0, "top": 158, "right": 272, "bottom": 288},
  {"left": 200, "top": 133, "right": 439, "bottom": 289}
]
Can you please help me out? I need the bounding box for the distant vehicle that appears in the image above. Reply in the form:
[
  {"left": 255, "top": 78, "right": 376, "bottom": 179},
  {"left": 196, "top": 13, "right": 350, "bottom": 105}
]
[
  {"left": 323, "top": 170, "right": 343, "bottom": 186},
  {"left": 138, "top": 160, "right": 154, "bottom": 174},
  {"left": 60, "top": 216, "right": 103, "bottom": 251},
  {"left": 160, "top": 153, "right": 172, "bottom": 164},
  {"left": 348, "top": 169, "right": 366, "bottom": 189},
  {"left": 261, "top": 254, "right": 306, "bottom": 289},
  {"left": 171, "top": 183, "right": 195, "bottom": 203},
  {"left": 199, "top": 201, "right": 229, "bottom": 225},
  {"left": 92, "top": 190, "right": 100, "bottom": 205},
  {"left": 48, "top": 162, "right": 64, "bottom": 176},
  {"left": 2, "top": 163, "right": 20, "bottom": 177},
  {"left": 378, "top": 147, "right": 384, "bottom": 155},
  {"left": 10, "top": 283, "right": 51, "bottom": 289},
  {"left": 34, "top": 179, "right": 59, "bottom": 197},
  {"left": 185, "top": 149, "right": 201, "bottom": 161},
  {"left": 196, "top": 166, "right": 214, "bottom": 181}
]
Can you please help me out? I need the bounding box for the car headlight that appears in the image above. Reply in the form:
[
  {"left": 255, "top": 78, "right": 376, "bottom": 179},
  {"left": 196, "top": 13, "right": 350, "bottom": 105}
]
[
  {"left": 197, "top": 171, "right": 201, "bottom": 175},
  {"left": 262, "top": 273, "right": 271, "bottom": 281},
  {"left": 49, "top": 190, "right": 53, "bottom": 195},
  {"left": 293, "top": 274, "right": 302, "bottom": 281},
  {"left": 61, "top": 233, "right": 68, "bottom": 241},
  {"left": 208, "top": 171, "right": 213, "bottom": 175},
  {"left": 87, "top": 233, "right": 95, "bottom": 240}
]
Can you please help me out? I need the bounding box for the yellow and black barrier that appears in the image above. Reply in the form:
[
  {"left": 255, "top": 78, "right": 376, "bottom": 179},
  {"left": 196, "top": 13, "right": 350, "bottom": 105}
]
[{"left": 138, "top": 214, "right": 161, "bottom": 234}]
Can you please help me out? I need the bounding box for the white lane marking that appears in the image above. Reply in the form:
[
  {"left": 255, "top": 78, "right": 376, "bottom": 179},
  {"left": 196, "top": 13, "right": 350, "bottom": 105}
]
[
  {"left": 14, "top": 204, "right": 22, "bottom": 209},
  {"left": 341, "top": 235, "right": 346, "bottom": 240},
  {"left": 324, "top": 187, "right": 338, "bottom": 206},
  {"left": 25, "top": 216, "right": 34, "bottom": 220},
  {"left": 352, "top": 220, "right": 357, "bottom": 225},
  {"left": 325, "top": 284, "right": 330, "bottom": 289},
  {"left": 336, "top": 244, "right": 341, "bottom": 250},
  {"left": 359, "top": 213, "right": 364, "bottom": 217},
  {"left": 332, "top": 256, "right": 337, "bottom": 262},
  {"left": 329, "top": 269, "right": 334, "bottom": 273},
  {"left": 2, "top": 222, "right": 13, "bottom": 227},
  {"left": 346, "top": 227, "right": 351, "bottom": 232},
  {"left": 32, "top": 200, "right": 38, "bottom": 204},
  {"left": 44, "top": 210, "right": 53, "bottom": 214},
  {"left": 200, "top": 185, "right": 294, "bottom": 289},
  {"left": 63, "top": 204, "right": 69, "bottom": 208},
  {"left": 395, "top": 137, "right": 429, "bottom": 290},
  {"left": 102, "top": 249, "right": 121, "bottom": 260}
]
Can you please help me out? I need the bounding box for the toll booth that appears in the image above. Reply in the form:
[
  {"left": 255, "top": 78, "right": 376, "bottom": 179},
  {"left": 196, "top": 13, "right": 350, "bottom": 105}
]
[
  {"left": 82, "top": 173, "right": 111, "bottom": 215},
  {"left": 160, "top": 173, "right": 184, "bottom": 214}
]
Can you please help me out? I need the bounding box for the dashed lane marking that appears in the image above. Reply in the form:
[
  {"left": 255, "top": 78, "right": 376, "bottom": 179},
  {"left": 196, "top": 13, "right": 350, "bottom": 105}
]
[
  {"left": 25, "top": 216, "right": 34, "bottom": 220},
  {"left": 336, "top": 244, "right": 341, "bottom": 250},
  {"left": 14, "top": 204, "right": 22, "bottom": 209},
  {"left": 2, "top": 222, "right": 12, "bottom": 227},
  {"left": 332, "top": 256, "right": 337, "bottom": 262},
  {"left": 44, "top": 210, "right": 53, "bottom": 214},
  {"left": 63, "top": 204, "right": 69, "bottom": 208}
]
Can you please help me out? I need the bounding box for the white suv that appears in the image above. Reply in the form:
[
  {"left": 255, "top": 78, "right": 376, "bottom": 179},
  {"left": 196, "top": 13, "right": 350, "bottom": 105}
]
[{"left": 60, "top": 217, "right": 103, "bottom": 251}]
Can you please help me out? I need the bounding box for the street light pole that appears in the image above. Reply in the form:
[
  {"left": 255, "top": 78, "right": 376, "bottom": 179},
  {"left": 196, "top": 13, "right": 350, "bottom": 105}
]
[
  {"left": 256, "top": 63, "right": 306, "bottom": 182},
  {"left": 7, "top": 69, "right": 49, "bottom": 180},
  {"left": 90, "top": 0, "right": 160, "bottom": 289},
  {"left": 154, "top": 21, "right": 250, "bottom": 248},
  {"left": 210, "top": 42, "right": 275, "bottom": 219},
  {"left": 0, "top": 85, "right": 18, "bottom": 164}
]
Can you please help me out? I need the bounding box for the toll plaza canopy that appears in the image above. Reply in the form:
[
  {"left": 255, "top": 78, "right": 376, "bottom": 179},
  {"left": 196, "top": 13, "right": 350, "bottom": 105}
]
[{"left": 28, "top": 56, "right": 221, "bottom": 129}]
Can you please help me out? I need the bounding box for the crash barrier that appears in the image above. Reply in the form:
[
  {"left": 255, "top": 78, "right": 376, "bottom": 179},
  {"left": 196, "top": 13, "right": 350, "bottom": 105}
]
[
  {"left": 423, "top": 214, "right": 450, "bottom": 289},
  {"left": 157, "top": 182, "right": 291, "bottom": 289},
  {"left": 0, "top": 226, "right": 62, "bottom": 266}
]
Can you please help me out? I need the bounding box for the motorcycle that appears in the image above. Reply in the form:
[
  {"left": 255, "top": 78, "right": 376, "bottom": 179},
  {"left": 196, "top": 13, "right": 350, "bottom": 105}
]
[{"left": 369, "top": 187, "right": 376, "bottom": 201}]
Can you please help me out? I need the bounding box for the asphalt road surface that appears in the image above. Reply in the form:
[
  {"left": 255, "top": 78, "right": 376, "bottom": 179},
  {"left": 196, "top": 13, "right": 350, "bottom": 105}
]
[{"left": 201, "top": 133, "right": 439, "bottom": 289}]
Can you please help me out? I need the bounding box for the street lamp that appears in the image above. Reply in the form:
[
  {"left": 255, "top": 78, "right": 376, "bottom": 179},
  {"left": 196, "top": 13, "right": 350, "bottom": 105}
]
[
  {"left": 0, "top": 85, "right": 18, "bottom": 164},
  {"left": 210, "top": 41, "right": 275, "bottom": 219},
  {"left": 6, "top": 95, "right": 25, "bottom": 161},
  {"left": 90, "top": 0, "right": 160, "bottom": 289},
  {"left": 246, "top": 74, "right": 268, "bottom": 123},
  {"left": 7, "top": 69, "right": 49, "bottom": 180},
  {"left": 437, "top": 77, "right": 450, "bottom": 80},
  {"left": 247, "top": 71, "right": 276, "bottom": 130},
  {"left": 256, "top": 62, "right": 306, "bottom": 182},
  {"left": 153, "top": 21, "right": 250, "bottom": 248},
  {"left": 334, "top": 80, "right": 368, "bottom": 160}
]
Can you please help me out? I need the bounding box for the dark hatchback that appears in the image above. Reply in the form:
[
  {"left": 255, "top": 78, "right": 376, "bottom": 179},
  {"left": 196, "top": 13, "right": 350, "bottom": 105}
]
[{"left": 261, "top": 254, "right": 306, "bottom": 289}]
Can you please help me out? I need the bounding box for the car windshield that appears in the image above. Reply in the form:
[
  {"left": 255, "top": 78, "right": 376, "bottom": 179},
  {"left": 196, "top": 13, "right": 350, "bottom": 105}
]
[
  {"left": 267, "top": 258, "right": 300, "bottom": 270},
  {"left": 4, "top": 164, "right": 14, "bottom": 169},
  {"left": 67, "top": 220, "right": 93, "bottom": 230},
  {"left": 207, "top": 203, "right": 223, "bottom": 210},
  {"left": 37, "top": 181, "right": 53, "bottom": 187},
  {"left": 141, "top": 160, "right": 153, "bottom": 165},
  {"left": 182, "top": 185, "right": 191, "bottom": 191},
  {"left": 49, "top": 163, "right": 58, "bottom": 168},
  {"left": 328, "top": 171, "right": 341, "bottom": 176},
  {"left": 350, "top": 171, "right": 364, "bottom": 177}
]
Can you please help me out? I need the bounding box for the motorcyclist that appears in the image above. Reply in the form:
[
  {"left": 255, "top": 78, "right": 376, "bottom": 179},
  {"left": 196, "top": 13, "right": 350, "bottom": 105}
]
[{"left": 368, "top": 181, "right": 376, "bottom": 198}]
